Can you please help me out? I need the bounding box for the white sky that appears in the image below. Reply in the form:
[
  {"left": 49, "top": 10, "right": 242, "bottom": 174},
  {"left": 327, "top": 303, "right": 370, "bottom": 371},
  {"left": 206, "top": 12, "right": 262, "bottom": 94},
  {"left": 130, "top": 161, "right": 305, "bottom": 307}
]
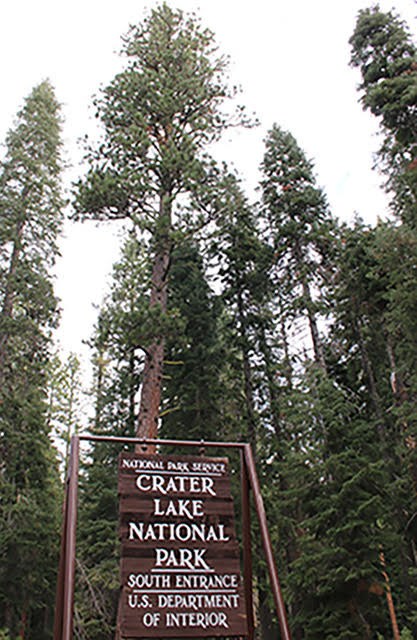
[{"left": 1, "top": 0, "right": 416, "bottom": 365}]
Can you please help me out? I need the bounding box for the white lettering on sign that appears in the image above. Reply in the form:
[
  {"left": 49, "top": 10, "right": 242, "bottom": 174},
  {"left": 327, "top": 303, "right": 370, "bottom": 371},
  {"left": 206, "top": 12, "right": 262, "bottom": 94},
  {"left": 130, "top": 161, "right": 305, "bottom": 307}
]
[
  {"left": 142, "top": 613, "right": 160, "bottom": 627},
  {"left": 165, "top": 611, "right": 228, "bottom": 629},
  {"left": 128, "top": 521, "right": 229, "bottom": 543},
  {"left": 153, "top": 498, "right": 204, "bottom": 519},
  {"left": 122, "top": 458, "right": 164, "bottom": 471},
  {"left": 167, "top": 461, "right": 189, "bottom": 472},
  {"left": 191, "top": 461, "right": 225, "bottom": 474},
  {"left": 127, "top": 573, "right": 171, "bottom": 589},
  {"left": 158, "top": 593, "right": 240, "bottom": 609},
  {"left": 128, "top": 594, "right": 153, "bottom": 609},
  {"left": 135, "top": 474, "right": 216, "bottom": 496},
  {"left": 174, "top": 573, "right": 238, "bottom": 589},
  {"left": 155, "top": 548, "right": 211, "bottom": 571}
]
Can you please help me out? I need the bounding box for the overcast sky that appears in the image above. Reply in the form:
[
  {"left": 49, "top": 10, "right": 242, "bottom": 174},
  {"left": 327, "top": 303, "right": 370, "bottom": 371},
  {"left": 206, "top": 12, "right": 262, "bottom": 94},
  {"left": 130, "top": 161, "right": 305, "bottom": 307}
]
[{"left": 1, "top": 0, "right": 416, "bottom": 363}]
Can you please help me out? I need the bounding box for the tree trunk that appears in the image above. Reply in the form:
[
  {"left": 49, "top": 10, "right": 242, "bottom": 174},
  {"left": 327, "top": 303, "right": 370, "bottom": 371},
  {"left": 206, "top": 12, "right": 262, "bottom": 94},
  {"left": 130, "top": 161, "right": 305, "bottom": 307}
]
[
  {"left": 94, "top": 344, "right": 105, "bottom": 432},
  {"left": 236, "top": 290, "right": 257, "bottom": 451},
  {"left": 280, "top": 312, "right": 293, "bottom": 391},
  {"left": 258, "top": 323, "right": 282, "bottom": 439},
  {"left": 136, "top": 194, "right": 171, "bottom": 449},
  {"left": 385, "top": 332, "right": 407, "bottom": 403},
  {"left": 293, "top": 239, "right": 327, "bottom": 372},
  {"left": 302, "top": 279, "right": 327, "bottom": 373},
  {"left": 355, "top": 316, "right": 386, "bottom": 441},
  {"left": 379, "top": 549, "right": 400, "bottom": 640},
  {"left": 18, "top": 607, "right": 27, "bottom": 639},
  {"left": 128, "top": 347, "right": 136, "bottom": 434},
  {"left": 136, "top": 338, "right": 165, "bottom": 443}
]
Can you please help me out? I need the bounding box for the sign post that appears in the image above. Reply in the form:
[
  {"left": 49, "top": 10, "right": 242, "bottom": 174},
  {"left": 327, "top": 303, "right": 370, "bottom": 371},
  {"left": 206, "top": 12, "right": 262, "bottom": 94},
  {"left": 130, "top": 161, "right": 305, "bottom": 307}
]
[{"left": 54, "top": 435, "right": 292, "bottom": 640}]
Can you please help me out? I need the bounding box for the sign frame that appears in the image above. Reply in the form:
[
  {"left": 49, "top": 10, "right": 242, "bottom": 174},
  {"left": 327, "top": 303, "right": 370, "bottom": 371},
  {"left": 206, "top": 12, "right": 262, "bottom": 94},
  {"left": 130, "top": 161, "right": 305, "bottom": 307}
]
[{"left": 53, "top": 435, "right": 292, "bottom": 640}]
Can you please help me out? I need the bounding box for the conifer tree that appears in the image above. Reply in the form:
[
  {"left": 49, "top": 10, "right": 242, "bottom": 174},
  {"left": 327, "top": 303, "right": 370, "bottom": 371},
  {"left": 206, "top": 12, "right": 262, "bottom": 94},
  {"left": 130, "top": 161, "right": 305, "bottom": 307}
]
[
  {"left": 0, "top": 81, "right": 64, "bottom": 639},
  {"left": 272, "top": 371, "right": 391, "bottom": 639},
  {"left": 210, "top": 171, "right": 272, "bottom": 449},
  {"left": 349, "top": 15, "right": 417, "bottom": 618},
  {"left": 350, "top": 6, "right": 417, "bottom": 225},
  {"left": 350, "top": 6, "right": 417, "bottom": 149},
  {"left": 75, "top": 2, "right": 249, "bottom": 441},
  {"left": 326, "top": 219, "right": 417, "bottom": 635},
  {"left": 0, "top": 80, "right": 64, "bottom": 381},
  {"left": 207, "top": 171, "right": 289, "bottom": 638},
  {"left": 257, "top": 126, "right": 408, "bottom": 637},
  {"left": 260, "top": 125, "right": 334, "bottom": 372}
]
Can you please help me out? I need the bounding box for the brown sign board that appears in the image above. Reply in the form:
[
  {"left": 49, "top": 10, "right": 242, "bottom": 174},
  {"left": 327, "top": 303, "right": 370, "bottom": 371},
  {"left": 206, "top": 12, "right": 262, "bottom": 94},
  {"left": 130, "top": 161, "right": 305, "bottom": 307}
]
[{"left": 118, "top": 452, "right": 248, "bottom": 638}]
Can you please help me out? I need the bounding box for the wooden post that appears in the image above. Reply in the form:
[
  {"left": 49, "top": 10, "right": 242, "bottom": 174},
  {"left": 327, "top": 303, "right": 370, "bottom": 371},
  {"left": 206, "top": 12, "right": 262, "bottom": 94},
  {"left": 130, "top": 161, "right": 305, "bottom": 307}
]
[
  {"left": 53, "top": 473, "right": 69, "bottom": 640},
  {"left": 243, "top": 444, "right": 292, "bottom": 640},
  {"left": 62, "top": 436, "right": 80, "bottom": 640},
  {"left": 241, "top": 448, "right": 255, "bottom": 640}
]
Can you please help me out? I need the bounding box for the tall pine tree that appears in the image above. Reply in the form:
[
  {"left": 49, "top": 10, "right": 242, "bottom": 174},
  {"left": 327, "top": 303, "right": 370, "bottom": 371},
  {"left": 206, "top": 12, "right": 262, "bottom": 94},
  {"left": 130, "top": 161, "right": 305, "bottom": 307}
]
[
  {"left": 74, "top": 2, "right": 250, "bottom": 441},
  {"left": 0, "top": 81, "right": 64, "bottom": 639},
  {"left": 350, "top": 5, "right": 417, "bottom": 225},
  {"left": 260, "top": 124, "right": 335, "bottom": 372}
]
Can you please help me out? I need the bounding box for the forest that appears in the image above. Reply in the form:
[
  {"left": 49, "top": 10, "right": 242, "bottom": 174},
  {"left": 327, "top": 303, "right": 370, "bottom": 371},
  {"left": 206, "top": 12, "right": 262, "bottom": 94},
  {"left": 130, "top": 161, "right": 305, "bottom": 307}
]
[{"left": 1, "top": 3, "right": 417, "bottom": 639}]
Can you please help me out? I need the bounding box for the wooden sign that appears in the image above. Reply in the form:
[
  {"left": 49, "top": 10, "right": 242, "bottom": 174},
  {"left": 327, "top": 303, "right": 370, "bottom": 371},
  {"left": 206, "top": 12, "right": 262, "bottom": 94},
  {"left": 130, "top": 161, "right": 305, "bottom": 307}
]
[{"left": 118, "top": 453, "right": 247, "bottom": 637}]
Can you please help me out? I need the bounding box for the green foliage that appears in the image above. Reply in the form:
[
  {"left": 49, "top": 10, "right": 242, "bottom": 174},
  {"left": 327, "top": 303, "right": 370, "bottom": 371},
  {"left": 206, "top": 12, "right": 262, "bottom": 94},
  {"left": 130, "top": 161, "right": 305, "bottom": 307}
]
[
  {"left": 74, "top": 2, "right": 248, "bottom": 234},
  {"left": 46, "top": 351, "right": 84, "bottom": 468},
  {"left": 161, "top": 241, "right": 226, "bottom": 442},
  {"left": 350, "top": 5, "right": 417, "bottom": 225},
  {"left": 0, "top": 80, "right": 64, "bottom": 378},
  {"left": 350, "top": 6, "right": 417, "bottom": 147},
  {"left": 208, "top": 170, "right": 273, "bottom": 448},
  {"left": 260, "top": 124, "right": 335, "bottom": 370},
  {"left": 0, "top": 630, "right": 18, "bottom": 640},
  {"left": 261, "top": 366, "right": 394, "bottom": 639},
  {"left": 323, "top": 216, "right": 417, "bottom": 635},
  {"left": 0, "top": 81, "right": 64, "bottom": 639},
  {"left": 0, "top": 80, "right": 64, "bottom": 263}
]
